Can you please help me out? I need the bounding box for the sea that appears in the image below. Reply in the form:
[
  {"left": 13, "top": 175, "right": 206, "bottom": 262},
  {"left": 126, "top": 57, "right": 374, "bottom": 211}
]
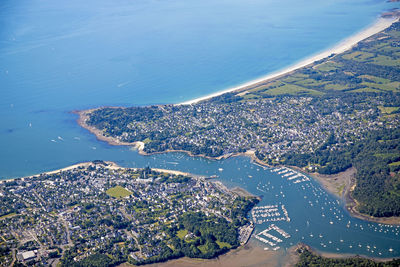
[{"left": 1, "top": 0, "right": 399, "bottom": 259}]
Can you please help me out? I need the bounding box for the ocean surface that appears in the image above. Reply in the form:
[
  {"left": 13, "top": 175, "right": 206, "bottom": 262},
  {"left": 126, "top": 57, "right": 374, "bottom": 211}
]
[{"left": 1, "top": 0, "right": 399, "bottom": 259}]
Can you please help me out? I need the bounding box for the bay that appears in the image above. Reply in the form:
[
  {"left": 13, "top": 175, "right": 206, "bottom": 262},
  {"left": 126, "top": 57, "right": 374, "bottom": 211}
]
[
  {"left": 0, "top": 0, "right": 399, "bottom": 260},
  {"left": 0, "top": 0, "right": 397, "bottom": 178}
]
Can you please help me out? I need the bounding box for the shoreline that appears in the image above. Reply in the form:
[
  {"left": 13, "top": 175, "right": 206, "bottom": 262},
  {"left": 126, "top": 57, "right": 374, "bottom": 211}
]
[
  {"left": 2, "top": 162, "right": 265, "bottom": 265},
  {"left": 126, "top": 240, "right": 286, "bottom": 267},
  {"left": 344, "top": 182, "right": 400, "bottom": 225},
  {"left": 72, "top": 13, "right": 400, "bottom": 225},
  {"left": 306, "top": 167, "right": 400, "bottom": 225},
  {"left": 122, "top": 242, "right": 399, "bottom": 267},
  {"left": 81, "top": 109, "right": 400, "bottom": 226},
  {"left": 290, "top": 166, "right": 400, "bottom": 225},
  {"left": 0, "top": 161, "right": 122, "bottom": 183},
  {"left": 299, "top": 244, "right": 399, "bottom": 263},
  {"left": 76, "top": 110, "right": 400, "bottom": 225},
  {"left": 5, "top": 164, "right": 398, "bottom": 266},
  {"left": 180, "top": 16, "right": 398, "bottom": 105}
]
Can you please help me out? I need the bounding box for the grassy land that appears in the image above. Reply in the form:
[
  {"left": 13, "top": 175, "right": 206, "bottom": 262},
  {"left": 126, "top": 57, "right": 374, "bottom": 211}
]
[
  {"left": 348, "top": 87, "right": 382, "bottom": 93},
  {"left": 143, "top": 138, "right": 152, "bottom": 144},
  {"left": 106, "top": 186, "right": 132, "bottom": 198},
  {"left": 342, "top": 51, "right": 374, "bottom": 62},
  {"left": 315, "top": 61, "right": 341, "bottom": 72},
  {"left": 216, "top": 240, "right": 232, "bottom": 249},
  {"left": 378, "top": 106, "right": 400, "bottom": 114},
  {"left": 234, "top": 23, "right": 400, "bottom": 97},
  {"left": 264, "top": 83, "right": 323, "bottom": 96},
  {"left": 337, "top": 184, "right": 345, "bottom": 196},
  {"left": 176, "top": 229, "right": 188, "bottom": 239}
]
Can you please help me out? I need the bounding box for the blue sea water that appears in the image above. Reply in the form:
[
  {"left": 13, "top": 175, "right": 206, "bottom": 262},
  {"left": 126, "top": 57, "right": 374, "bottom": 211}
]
[
  {"left": 1, "top": 0, "right": 400, "bottom": 259},
  {"left": 0, "top": 0, "right": 398, "bottom": 178}
]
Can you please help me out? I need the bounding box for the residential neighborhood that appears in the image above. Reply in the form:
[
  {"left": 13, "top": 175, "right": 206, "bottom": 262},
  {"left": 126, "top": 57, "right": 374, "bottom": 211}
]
[{"left": 0, "top": 161, "right": 257, "bottom": 266}]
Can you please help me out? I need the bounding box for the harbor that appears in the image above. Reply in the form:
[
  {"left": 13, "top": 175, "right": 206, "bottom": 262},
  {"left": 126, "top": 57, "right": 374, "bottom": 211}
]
[
  {"left": 210, "top": 156, "right": 400, "bottom": 257},
  {"left": 254, "top": 224, "right": 291, "bottom": 251}
]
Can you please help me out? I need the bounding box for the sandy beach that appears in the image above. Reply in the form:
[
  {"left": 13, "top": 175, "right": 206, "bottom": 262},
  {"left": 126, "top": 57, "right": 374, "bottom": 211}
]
[
  {"left": 180, "top": 16, "right": 398, "bottom": 105},
  {"left": 0, "top": 162, "right": 192, "bottom": 183},
  {"left": 151, "top": 168, "right": 190, "bottom": 176},
  {"left": 74, "top": 14, "right": 400, "bottom": 227}
]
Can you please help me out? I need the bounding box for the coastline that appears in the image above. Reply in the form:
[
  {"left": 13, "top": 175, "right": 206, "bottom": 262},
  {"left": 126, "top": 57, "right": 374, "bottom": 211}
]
[
  {"left": 151, "top": 168, "right": 190, "bottom": 176},
  {"left": 3, "top": 161, "right": 263, "bottom": 265},
  {"left": 122, "top": 240, "right": 286, "bottom": 267},
  {"left": 305, "top": 167, "right": 400, "bottom": 225},
  {"left": 77, "top": 110, "right": 400, "bottom": 225},
  {"left": 3, "top": 161, "right": 254, "bottom": 201},
  {"left": 290, "top": 166, "right": 400, "bottom": 225},
  {"left": 298, "top": 244, "right": 399, "bottom": 263},
  {"left": 76, "top": 108, "right": 247, "bottom": 161},
  {"left": 179, "top": 16, "right": 398, "bottom": 105},
  {"left": 344, "top": 182, "right": 400, "bottom": 225},
  {"left": 1, "top": 161, "right": 122, "bottom": 183},
  {"left": 74, "top": 109, "right": 144, "bottom": 148},
  {"left": 74, "top": 14, "right": 400, "bottom": 226}
]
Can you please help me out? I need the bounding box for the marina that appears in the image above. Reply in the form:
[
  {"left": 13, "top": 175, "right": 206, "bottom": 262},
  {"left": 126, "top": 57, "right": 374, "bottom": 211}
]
[
  {"left": 210, "top": 157, "right": 400, "bottom": 257},
  {"left": 251, "top": 204, "right": 291, "bottom": 224},
  {"left": 1, "top": 0, "right": 399, "bottom": 264},
  {"left": 271, "top": 167, "right": 310, "bottom": 184},
  {"left": 1, "top": 141, "right": 400, "bottom": 258},
  {"left": 254, "top": 224, "right": 291, "bottom": 251}
]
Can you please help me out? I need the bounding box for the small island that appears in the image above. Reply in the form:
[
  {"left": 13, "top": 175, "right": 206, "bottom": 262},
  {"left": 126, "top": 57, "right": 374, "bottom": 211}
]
[{"left": 0, "top": 161, "right": 258, "bottom": 266}]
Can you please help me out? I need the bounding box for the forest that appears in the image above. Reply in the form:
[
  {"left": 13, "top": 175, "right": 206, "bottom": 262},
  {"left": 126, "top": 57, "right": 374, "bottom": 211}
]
[
  {"left": 296, "top": 247, "right": 400, "bottom": 267},
  {"left": 281, "top": 128, "right": 400, "bottom": 217},
  {"left": 127, "top": 211, "right": 247, "bottom": 265}
]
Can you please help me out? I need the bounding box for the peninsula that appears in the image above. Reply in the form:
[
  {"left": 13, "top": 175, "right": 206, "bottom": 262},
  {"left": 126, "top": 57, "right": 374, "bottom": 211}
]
[
  {"left": 0, "top": 161, "right": 258, "bottom": 266},
  {"left": 78, "top": 19, "right": 400, "bottom": 222}
]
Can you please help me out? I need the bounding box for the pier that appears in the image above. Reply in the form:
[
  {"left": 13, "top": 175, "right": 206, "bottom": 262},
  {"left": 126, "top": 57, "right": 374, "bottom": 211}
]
[
  {"left": 254, "top": 223, "right": 291, "bottom": 251},
  {"left": 251, "top": 204, "right": 291, "bottom": 223}
]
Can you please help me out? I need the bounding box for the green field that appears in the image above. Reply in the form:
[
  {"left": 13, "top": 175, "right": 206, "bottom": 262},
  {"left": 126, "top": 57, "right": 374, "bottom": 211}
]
[
  {"left": 142, "top": 138, "right": 152, "bottom": 144},
  {"left": 177, "top": 229, "right": 188, "bottom": 239},
  {"left": 347, "top": 88, "right": 381, "bottom": 93},
  {"left": 293, "top": 78, "right": 329, "bottom": 87},
  {"left": 216, "top": 240, "right": 232, "bottom": 249},
  {"left": 342, "top": 51, "right": 374, "bottom": 62},
  {"left": 315, "top": 61, "right": 341, "bottom": 72},
  {"left": 359, "top": 75, "right": 391, "bottom": 84},
  {"left": 106, "top": 186, "right": 132, "bottom": 198},
  {"left": 389, "top": 161, "right": 400, "bottom": 166},
  {"left": 362, "top": 81, "right": 400, "bottom": 92},
  {"left": 378, "top": 106, "right": 400, "bottom": 114},
  {"left": 372, "top": 55, "right": 400, "bottom": 66},
  {"left": 265, "top": 83, "right": 323, "bottom": 96}
]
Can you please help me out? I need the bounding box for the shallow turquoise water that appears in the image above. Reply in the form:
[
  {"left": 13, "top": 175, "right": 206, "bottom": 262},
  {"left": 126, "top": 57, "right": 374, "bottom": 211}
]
[{"left": 0, "top": 0, "right": 399, "bottom": 258}]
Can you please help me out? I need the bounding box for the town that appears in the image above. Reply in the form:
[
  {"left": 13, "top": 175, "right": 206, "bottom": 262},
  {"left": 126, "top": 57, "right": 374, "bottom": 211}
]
[
  {"left": 82, "top": 21, "right": 400, "bottom": 219},
  {"left": 0, "top": 161, "right": 258, "bottom": 266}
]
